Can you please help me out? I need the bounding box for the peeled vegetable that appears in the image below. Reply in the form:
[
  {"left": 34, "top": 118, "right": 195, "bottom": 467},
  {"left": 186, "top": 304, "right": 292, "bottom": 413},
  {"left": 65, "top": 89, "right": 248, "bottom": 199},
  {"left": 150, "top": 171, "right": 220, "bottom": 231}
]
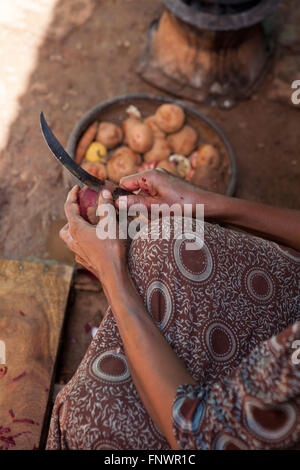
[
  {"left": 191, "top": 144, "right": 220, "bottom": 169},
  {"left": 144, "top": 138, "right": 171, "bottom": 163},
  {"left": 85, "top": 142, "right": 107, "bottom": 162},
  {"left": 107, "top": 147, "right": 139, "bottom": 183},
  {"left": 78, "top": 184, "right": 130, "bottom": 224},
  {"left": 75, "top": 123, "right": 98, "bottom": 164},
  {"left": 81, "top": 161, "right": 107, "bottom": 180},
  {"left": 127, "top": 122, "right": 153, "bottom": 153},
  {"left": 96, "top": 122, "right": 123, "bottom": 150},
  {"left": 78, "top": 187, "right": 99, "bottom": 224},
  {"left": 155, "top": 104, "right": 185, "bottom": 133},
  {"left": 167, "top": 125, "right": 197, "bottom": 156}
]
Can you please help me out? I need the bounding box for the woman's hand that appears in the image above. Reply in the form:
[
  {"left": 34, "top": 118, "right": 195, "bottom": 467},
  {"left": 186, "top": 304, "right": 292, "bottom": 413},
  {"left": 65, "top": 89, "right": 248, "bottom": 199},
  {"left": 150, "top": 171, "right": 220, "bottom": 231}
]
[
  {"left": 59, "top": 185, "right": 127, "bottom": 286},
  {"left": 116, "top": 169, "right": 224, "bottom": 217},
  {"left": 116, "top": 170, "right": 300, "bottom": 252}
]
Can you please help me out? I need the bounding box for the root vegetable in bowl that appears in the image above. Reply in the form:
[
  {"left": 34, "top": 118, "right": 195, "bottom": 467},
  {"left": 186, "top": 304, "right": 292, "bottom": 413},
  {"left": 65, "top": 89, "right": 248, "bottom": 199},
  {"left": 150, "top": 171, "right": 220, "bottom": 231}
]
[
  {"left": 156, "top": 159, "right": 178, "bottom": 175},
  {"left": 191, "top": 144, "right": 221, "bottom": 169},
  {"left": 81, "top": 161, "right": 107, "bottom": 180},
  {"left": 96, "top": 122, "right": 123, "bottom": 149},
  {"left": 122, "top": 117, "right": 141, "bottom": 144},
  {"left": 154, "top": 103, "right": 185, "bottom": 133},
  {"left": 167, "top": 125, "right": 198, "bottom": 156},
  {"left": 127, "top": 122, "right": 154, "bottom": 154},
  {"left": 75, "top": 122, "right": 98, "bottom": 164},
  {"left": 112, "top": 145, "right": 141, "bottom": 165},
  {"left": 68, "top": 94, "right": 236, "bottom": 198},
  {"left": 144, "top": 138, "right": 171, "bottom": 163},
  {"left": 144, "top": 115, "right": 166, "bottom": 139},
  {"left": 107, "top": 146, "right": 140, "bottom": 183},
  {"left": 85, "top": 141, "right": 107, "bottom": 162}
]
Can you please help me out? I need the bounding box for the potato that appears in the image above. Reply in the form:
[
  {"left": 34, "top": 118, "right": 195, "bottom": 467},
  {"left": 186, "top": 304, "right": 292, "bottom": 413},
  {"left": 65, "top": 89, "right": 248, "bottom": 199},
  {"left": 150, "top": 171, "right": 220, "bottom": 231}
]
[
  {"left": 96, "top": 122, "right": 123, "bottom": 149},
  {"left": 122, "top": 117, "right": 140, "bottom": 144},
  {"left": 156, "top": 159, "right": 178, "bottom": 175},
  {"left": 144, "top": 138, "right": 171, "bottom": 163},
  {"left": 167, "top": 125, "right": 197, "bottom": 156},
  {"left": 191, "top": 165, "right": 219, "bottom": 191},
  {"left": 144, "top": 115, "right": 166, "bottom": 139},
  {"left": 85, "top": 142, "right": 107, "bottom": 162},
  {"left": 81, "top": 161, "right": 107, "bottom": 180},
  {"left": 127, "top": 122, "right": 153, "bottom": 153},
  {"left": 192, "top": 144, "right": 220, "bottom": 169},
  {"left": 107, "top": 148, "right": 139, "bottom": 183},
  {"left": 75, "top": 123, "right": 98, "bottom": 164},
  {"left": 112, "top": 145, "right": 142, "bottom": 165},
  {"left": 155, "top": 104, "right": 185, "bottom": 133}
]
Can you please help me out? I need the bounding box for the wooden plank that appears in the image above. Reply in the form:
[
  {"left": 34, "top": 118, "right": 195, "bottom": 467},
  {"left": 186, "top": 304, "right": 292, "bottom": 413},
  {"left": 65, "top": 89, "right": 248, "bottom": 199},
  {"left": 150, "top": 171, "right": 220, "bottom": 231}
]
[{"left": 0, "top": 260, "right": 73, "bottom": 450}]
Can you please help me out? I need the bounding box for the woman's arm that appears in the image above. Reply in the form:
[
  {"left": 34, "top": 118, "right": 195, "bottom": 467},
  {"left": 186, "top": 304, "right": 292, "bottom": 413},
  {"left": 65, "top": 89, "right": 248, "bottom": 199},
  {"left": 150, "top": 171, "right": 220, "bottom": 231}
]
[
  {"left": 119, "top": 170, "right": 300, "bottom": 251},
  {"left": 102, "top": 266, "right": 197, "bottom": 450},
  {"left": 211, "top": 195, "right": 300, "bottom": 251}
]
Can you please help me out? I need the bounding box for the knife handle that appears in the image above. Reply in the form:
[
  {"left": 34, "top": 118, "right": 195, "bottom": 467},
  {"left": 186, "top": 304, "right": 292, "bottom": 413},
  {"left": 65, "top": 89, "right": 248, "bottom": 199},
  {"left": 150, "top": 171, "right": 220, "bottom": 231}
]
[{"left": 112, "top": 187, "right": 133, "bottom": 200}]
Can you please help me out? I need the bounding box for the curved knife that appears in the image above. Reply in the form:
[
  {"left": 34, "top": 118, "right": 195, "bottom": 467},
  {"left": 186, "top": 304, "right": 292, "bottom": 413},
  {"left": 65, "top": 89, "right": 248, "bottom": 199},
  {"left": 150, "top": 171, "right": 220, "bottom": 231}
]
[{"left": 40, "top": 112, "right": 131, "bottom": 198}]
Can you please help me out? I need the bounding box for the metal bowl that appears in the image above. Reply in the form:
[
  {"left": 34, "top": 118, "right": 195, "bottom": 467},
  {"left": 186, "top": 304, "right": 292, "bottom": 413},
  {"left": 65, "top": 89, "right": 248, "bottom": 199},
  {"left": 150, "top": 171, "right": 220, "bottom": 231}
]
[
  {"left": 162, "top": 0, "right": 282, "bottom": 31},
  {"left": 67, "top": 93, "right": 237, "bottom": 196}
]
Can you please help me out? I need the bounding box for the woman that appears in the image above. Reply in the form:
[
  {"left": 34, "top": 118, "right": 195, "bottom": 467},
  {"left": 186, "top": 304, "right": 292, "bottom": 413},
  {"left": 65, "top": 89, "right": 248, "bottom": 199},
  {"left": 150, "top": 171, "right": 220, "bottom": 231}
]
[{"left": 47, "top": 169, "right": 300, "bottom": 450}]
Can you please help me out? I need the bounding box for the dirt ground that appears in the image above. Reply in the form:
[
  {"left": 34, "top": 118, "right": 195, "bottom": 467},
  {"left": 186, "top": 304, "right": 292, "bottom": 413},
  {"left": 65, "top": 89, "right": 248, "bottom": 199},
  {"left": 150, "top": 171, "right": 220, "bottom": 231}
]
[{"left": 0, "top": 0, "right": 299, "bottom": 391}]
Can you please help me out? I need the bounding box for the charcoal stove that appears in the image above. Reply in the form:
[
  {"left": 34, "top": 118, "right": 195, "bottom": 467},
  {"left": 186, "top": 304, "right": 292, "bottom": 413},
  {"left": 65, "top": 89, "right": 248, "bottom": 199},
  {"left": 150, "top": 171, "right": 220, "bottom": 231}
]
[{"left": 139, "top": 0, "right": 283, "bottom": 107}]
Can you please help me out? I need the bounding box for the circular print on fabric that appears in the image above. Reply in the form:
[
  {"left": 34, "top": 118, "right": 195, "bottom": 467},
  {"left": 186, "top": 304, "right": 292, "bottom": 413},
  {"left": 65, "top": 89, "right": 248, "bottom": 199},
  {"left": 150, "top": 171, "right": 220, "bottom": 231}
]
[
  {"left": 146, "top": 280, "right": 173, "bottom": 331},
  {"left": 89, "top": 349, "right": 131, "bottom": 385},
  {"left": 202, "top": 321, "right": 239, "bottom": 363},
  {"left": 243, "top": 397, "right": 297, "bottom": 443},
  {"left": 172, "top": 233, "right": 215, "bottom": 284},
  {"left": 213, "top": 433, "right": 248, "bottom": 450},
  {"left": 243, "top": 267, "right": 275, "bottom": 304},
  {"left": 94, "top": 439, "right": 123, "bottom": 450},
  {"left": 273, "top": 243, "right": 300, "bottom": 264}
]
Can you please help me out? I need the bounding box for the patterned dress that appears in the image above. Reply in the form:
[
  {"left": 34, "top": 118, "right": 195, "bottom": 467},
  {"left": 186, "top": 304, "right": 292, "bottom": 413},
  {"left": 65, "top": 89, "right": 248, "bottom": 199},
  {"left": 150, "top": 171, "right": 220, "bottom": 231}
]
[{"left": 46, "top": 218, "right": 300, "bottom": 450}]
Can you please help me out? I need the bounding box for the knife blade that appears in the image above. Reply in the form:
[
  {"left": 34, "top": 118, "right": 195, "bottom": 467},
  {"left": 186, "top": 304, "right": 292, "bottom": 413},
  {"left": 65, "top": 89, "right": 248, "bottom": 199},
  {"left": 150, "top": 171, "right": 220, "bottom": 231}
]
[{"left": 40, "top": 112, "right": 104, "bottom": 192}]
